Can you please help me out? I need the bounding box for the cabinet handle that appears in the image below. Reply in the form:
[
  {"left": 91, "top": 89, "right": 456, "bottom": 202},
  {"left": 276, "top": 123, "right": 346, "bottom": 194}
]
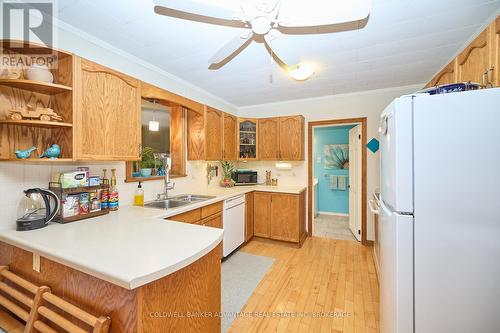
[{"left": 487, "top": 66, "right": 495, "bottom": 88}]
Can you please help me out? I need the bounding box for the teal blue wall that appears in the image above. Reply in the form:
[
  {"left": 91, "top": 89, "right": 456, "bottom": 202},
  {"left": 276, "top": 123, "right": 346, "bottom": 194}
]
[{"left": 313, "top": 125, "right": 355, "bottom": 214}]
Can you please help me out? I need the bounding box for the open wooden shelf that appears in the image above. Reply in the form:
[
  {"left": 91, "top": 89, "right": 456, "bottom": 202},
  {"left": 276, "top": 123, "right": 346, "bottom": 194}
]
[
  {"left": 0, "top": 79, "right": 72, "bottom": 95},
  {"left": 0, "top": 119, "right": 73, "bottom": 128},
  {"left": 0, "top": 158, "right": 74, "bottom": 163}
]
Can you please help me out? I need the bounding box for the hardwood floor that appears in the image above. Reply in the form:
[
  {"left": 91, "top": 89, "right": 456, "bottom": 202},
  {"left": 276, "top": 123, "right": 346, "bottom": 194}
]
[{"left": 228, "top": 237, "right": 379, "bottom": 333}]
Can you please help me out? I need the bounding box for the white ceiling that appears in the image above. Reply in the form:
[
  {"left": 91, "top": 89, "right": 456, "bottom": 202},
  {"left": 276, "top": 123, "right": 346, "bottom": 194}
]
[{"left": 56, "top": 0, "right": 500, "bottom": 106}]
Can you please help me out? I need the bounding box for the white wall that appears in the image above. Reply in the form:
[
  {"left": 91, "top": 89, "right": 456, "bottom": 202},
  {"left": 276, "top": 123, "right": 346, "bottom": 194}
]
[
  {"left": 237, "top": 84, "right": 422, "bottom": 240},
  {"left": 54, "top": 21, "right": 237, "bottom": 114}
]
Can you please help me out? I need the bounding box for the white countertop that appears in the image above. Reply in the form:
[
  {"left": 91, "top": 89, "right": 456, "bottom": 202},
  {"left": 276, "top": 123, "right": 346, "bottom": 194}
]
[{"left": 0, "top": 185, "right": 306, "bottom": 290}]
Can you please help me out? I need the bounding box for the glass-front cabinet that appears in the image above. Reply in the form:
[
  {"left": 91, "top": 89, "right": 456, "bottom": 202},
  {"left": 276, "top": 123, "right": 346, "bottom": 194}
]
[{"left": 238, "top": 118, "right": 258, "bottom": 160}]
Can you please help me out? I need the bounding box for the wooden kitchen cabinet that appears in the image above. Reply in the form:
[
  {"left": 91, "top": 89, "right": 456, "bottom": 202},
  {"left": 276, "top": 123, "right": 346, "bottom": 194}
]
[
  {"left": 258, "top": 118, "right": 279, "bottom": 160},
  {"left": 279, "top": 116, "right": 305, "bottom": 161},
  {"left": 238, "top": 118, "right": 258, "bottom": 160},
  {"left": 169, "top": 202, "right": 223, "bottom": 226},
  {"left": 253, "top": 191, "right": 306, "bottom": 246},
  {"left": 425, "top": 16, "right": 499, "bottom": 88},
  {"left": 269, "top": 193, "right": 300, "bottom": 242},
  {"left": 493, "top": 17, "right": 500, "bottom": 87},
  {"left": 253, "top": 192, "right": 271, "bottom": 237},
  {"left": 187, "top": 106, "right": 223, "bottom": 160},
  {"left": 457, "top": 29, "right": 491, "bottom": 85},
  {"left": 245, "top": 192, "right": 254, "bottom": 242},
  {"left": 201, "top": 212, "right": 222, "bottom": 229},
  {"left": 223, "top": 113, "right": 238, "bottom": 160},
  {"left": 75, "top": 57, "right": 141, "bottom": 160},
  {"left": 205, "top": 107, "right": 223, "bottom": 160}
]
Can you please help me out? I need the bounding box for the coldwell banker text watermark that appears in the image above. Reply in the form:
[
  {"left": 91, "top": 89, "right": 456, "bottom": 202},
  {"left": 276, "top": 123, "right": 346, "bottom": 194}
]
[{"left": 1, "top": 0, "right": 58, "bottom": 72}]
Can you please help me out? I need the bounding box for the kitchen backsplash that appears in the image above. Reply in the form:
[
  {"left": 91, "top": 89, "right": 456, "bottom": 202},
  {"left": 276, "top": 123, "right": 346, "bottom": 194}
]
[
  {"left": 0, "top": 161, "right": 209, "bottom": 230},
  {"left": 234, "top": 161, "right": 307, "bottom": 186},
  {"left": 0, "top": 160, "right": 305, "bottom": 230}
]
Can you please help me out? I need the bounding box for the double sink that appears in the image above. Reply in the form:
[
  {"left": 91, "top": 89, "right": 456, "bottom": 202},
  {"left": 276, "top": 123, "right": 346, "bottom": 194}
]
[{"left": 145, "top": 194, "right": 216, "bottom": 210}]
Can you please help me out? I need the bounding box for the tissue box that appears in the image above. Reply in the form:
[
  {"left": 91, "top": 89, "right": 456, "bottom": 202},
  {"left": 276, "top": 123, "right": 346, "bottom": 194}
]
[{"left": 60, "top": 171, "right": 87, "bottom": 188}]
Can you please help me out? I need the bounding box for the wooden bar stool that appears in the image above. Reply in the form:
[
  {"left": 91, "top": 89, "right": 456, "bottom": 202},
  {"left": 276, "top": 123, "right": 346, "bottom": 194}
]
[
  {"left": 28, "top": 291, "right": 111, "bottom": 333},
  {"left": 0, "top": 266, "right": 48, "bottom": 333}
]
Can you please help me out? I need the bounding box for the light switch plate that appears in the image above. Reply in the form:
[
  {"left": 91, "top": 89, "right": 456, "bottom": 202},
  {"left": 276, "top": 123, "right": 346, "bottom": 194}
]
[{"left": 33, "top": 253, "right": 40, "bottom": 272}]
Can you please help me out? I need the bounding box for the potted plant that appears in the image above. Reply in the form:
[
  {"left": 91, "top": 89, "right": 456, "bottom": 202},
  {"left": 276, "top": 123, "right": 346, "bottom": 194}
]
[
  {"left": 219, "top": 160, "right": 236, "bottom": 188},
  {"left": 140, "top": 146, "right": 156, "bottom": 177}
]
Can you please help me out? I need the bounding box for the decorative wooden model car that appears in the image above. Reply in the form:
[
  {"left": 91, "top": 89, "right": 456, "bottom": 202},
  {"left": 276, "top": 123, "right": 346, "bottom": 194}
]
[{"left": 9, "top": 105, "right": 62, "bottom": 122}]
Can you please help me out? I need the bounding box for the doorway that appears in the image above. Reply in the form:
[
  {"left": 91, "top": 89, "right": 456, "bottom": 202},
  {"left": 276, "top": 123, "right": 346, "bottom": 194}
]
[{"left": 308, "top": 118, "right": 368, "bottom": 244}]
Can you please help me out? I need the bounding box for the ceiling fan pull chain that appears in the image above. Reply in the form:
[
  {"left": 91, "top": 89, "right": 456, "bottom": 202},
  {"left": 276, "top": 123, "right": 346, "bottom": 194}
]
[{"left": 269, "top": 38, "right": 274, "bottom": 84}]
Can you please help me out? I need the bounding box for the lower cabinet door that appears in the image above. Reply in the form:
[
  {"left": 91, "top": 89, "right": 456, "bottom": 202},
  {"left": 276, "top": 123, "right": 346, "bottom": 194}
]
[
  {"left": 245, "top": 192, "right": 254, "bottom": 241},
  {"left": 270, "top": 193, "right": 299, "bottom": 242},
  {"left": 253, "top": 192, "right": 271, "bottom": 237},
  {"left": 202, "top": 213, "right": 222, "bottom": 229}
]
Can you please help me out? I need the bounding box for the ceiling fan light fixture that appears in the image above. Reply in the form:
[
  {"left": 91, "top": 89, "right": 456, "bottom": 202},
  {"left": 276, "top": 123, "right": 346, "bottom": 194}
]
[{"left": 288, "top": 63, "right": 315, "bottom": 81}]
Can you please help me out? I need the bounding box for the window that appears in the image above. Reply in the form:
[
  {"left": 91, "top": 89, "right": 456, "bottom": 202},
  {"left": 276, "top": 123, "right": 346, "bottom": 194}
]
[{"left": 125, "top": 98, "right": 186, "bottom": 182}]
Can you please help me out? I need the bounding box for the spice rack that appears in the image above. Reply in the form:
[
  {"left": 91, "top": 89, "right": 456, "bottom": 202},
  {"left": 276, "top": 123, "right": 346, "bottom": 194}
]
[{"left": 49, "top": 181, "right": 110, "bottom": 224}]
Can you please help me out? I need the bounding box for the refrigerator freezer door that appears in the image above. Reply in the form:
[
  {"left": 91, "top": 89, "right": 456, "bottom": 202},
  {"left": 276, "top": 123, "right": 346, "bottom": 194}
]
[
  {"left": 380, "top": 96, "right": 414, "bottom": 213},
  {"left": 413, "top": 89, "right": 500, "bottom": 332},
  {"left": 379, "top": 200, "right": 413, "bottom": 333}
]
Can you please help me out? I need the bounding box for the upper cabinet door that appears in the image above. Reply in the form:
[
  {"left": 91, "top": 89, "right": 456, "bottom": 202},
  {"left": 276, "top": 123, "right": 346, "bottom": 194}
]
[
  {"left": 205, "top": 107, "right": 223, "bottom": 161},
  {"left": 76, "top": 58, "right": 141, "bottom": 160},
  {"left": 457, "top": 30, "right": 491, "bottom": 85},
  {"left": 223, "top": 113, "right": 238, "bottom": 160},
  {"left": 258, "top": 118, "right": 279, "bottom": 160},
  {"left": 494, "top": 16, "right": 500, "bottom": 87},
  {"left": 279, "top": 116, "right": 305, "bottom": 161},
  {"left": 238, "top": 119, "right": 258, "bottom": 160}
]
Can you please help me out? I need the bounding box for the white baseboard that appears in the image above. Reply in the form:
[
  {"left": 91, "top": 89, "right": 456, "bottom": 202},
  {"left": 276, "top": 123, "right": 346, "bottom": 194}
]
[{"left": 317, "top": 211, "right": 349, "bottom": 217}]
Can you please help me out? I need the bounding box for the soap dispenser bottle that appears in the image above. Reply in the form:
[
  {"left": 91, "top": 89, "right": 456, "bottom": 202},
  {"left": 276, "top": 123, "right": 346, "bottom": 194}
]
[{"left": 134, "top": 182, "right": 144, "bottom": 206}]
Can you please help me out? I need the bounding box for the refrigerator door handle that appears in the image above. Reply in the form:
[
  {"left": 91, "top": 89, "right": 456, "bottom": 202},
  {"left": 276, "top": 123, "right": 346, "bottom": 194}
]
[{"left": 369, "top": 199, "right": 380, "bottom": 215}]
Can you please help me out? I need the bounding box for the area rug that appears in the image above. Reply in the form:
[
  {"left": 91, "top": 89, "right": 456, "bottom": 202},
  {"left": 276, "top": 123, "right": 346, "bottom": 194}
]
[{"left": 221, "top": 251, "right": 274, "bottom": 332}]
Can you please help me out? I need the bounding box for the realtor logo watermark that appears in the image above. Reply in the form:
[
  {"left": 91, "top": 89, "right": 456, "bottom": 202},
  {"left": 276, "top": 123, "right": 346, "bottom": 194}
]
[{"left": 1, "top": 0, "right": 58, "bottom": 69}]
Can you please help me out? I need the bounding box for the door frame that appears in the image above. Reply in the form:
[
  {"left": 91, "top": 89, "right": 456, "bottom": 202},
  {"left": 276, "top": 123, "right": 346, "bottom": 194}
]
[{"left": 307, "top": 117, "right": 368, "bottom": 245}]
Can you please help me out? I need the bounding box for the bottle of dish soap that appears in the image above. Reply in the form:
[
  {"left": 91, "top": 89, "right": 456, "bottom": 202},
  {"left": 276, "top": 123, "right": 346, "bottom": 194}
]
[
  {"left": 108, "top": 168, "right": 119, "bottom": 211},
  {"left": 134, "top": 182, "right": 144, "bottom": 206}
]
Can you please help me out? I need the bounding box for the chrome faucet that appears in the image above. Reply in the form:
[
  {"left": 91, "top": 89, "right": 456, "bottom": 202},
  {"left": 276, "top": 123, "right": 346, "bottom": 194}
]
[{"left": 155, "top": 154, "right": 175, "bottom": 201}]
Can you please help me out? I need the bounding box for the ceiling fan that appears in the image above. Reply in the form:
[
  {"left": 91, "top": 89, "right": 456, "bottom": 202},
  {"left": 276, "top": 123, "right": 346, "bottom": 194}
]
[{"left": 153, "top": 0, "right": 372, "bottom": 69}]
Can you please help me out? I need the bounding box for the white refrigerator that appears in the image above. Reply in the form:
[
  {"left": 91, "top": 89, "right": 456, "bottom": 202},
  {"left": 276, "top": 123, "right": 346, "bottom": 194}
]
[{"left": 379, "top": 88, "right": 500, "bottom": 333}]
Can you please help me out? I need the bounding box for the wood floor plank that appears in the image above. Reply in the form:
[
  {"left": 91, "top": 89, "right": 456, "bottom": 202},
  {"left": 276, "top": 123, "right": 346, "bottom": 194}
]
[{"left": 229, "top": 236, "right": 379, "bottom": 333}]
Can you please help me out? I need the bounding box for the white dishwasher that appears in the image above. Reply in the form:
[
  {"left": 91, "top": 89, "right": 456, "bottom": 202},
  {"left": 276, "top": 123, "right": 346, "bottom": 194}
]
[{"left": 222, "top": 195, "right": 246, "bottom": 257}]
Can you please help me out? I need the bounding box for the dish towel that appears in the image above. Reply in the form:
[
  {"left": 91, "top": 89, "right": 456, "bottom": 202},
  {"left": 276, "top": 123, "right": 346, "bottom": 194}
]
[
  {"left": 338, "top": 175, "right": 348, "bottom": 190},
  {"left": 329, "top": 175, "right": 338, "bottom": 189}
]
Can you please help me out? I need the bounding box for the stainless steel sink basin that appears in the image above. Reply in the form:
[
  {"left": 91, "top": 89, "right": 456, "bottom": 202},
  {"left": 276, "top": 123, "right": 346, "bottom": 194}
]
[
  {"left": 144, "top": 199, "right": 191, "bottom": 209},
  {"left": 144, "top": 194, "right": 216, "bottom": 210},
  {"left": 170, "top": 194, "right": 216, "bottom": 202}
]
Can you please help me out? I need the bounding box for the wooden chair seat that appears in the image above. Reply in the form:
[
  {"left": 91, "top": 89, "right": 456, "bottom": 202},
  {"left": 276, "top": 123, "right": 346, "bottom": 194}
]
[
  {"left": 0, "top": 266, "right": 110, "bottom": 333},
  {"left": 0, "top": 309, "right": 24, "bottom": 333}
]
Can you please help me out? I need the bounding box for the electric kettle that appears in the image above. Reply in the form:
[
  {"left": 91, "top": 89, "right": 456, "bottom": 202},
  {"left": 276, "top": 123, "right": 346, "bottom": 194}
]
[{"left": 16, "top": 188, "right": 60, "bottom": 231}]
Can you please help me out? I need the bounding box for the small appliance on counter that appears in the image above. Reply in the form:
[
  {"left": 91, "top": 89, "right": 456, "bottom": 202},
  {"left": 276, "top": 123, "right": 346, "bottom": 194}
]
[
  {"left": 231, "top": 170, "right": 257, "bottom": 186},
  {"left": 16, "top": 188, "right": 60, "bottom": 231}
]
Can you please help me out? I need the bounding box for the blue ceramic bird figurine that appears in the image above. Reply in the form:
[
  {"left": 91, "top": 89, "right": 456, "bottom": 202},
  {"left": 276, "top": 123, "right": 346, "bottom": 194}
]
[
  {"left": 39, "top": 144, "right": 61, "bottom": 159},
  {"left": 15, "top": 146, "right": 37, "bottom": 159}
]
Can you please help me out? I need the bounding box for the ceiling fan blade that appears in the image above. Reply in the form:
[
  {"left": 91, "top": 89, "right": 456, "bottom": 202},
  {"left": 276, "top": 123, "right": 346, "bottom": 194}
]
[
  {"left": 277, "top": 0, "right": 372, "bottom": 28},
  {"left": 264, "top": 31, "right": 299, "bottom": 67},
  {"left": 154, "top": 0, "right": 244, "bottom": 27},
  {"left": 209, "top": 32, "right": 253, "bottom": 65}
]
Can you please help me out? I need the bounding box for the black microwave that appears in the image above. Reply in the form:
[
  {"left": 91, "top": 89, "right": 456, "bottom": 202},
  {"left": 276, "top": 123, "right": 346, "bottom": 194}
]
[{"left": 231, "top": 170, "right": 257, "bottom": 185}]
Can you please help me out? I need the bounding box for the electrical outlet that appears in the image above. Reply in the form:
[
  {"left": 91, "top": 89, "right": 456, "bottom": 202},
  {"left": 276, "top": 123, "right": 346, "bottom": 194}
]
[{"left": 33, "top": 253, "right": 40, "bottom": 272}]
